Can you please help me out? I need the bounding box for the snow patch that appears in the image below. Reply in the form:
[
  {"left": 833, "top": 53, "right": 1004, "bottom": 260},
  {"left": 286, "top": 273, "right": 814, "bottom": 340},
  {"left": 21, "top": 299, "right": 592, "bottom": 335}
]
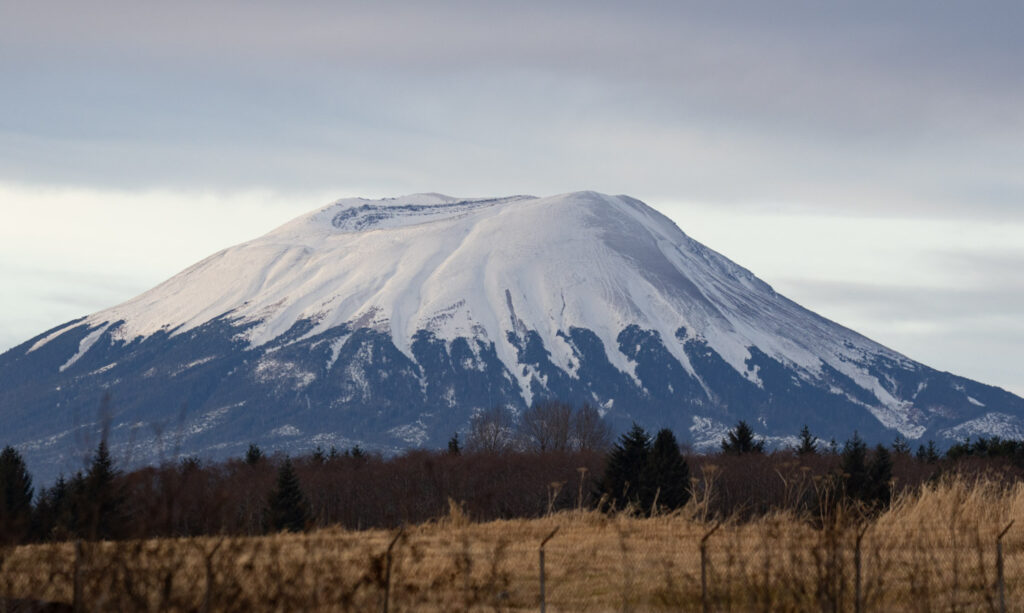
[
  {"left": 88, "top": 362, "right": 117, "bottom": 376},
  {"left": 388, "top": 420, "right": 429, "bottom": 446},
  {"left": 325, "top": 333, "right": 352, "bottom": 371},
  {"left": 169, "top": 356, "right": 217, "bottom": 377},
  {"left": 271, "top": 425, "right": 301, "bottom": 437},
  {"left": 254, "top": 357, "right": 316, "bottom": 390},
  {"left": 59, "top": 323, "right": 111, "bottom": 372},
  {"left": 689, "top": 415, "right": 799, "bottom": 452},
  {"left": 185, "top": 402, "right": 244, "bottom": 437},
  {"left": 689, "top": 416, "right": 733, "bottom": 451},
  {"left": 939, "top": 413, "right": 1024, "bottom": 441}
]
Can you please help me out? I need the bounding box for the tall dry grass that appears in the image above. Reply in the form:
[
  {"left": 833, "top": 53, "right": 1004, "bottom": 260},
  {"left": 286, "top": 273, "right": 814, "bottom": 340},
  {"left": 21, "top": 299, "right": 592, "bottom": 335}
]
[{"left": 2, "top": 474, "right": 1023, "bottom": 612}]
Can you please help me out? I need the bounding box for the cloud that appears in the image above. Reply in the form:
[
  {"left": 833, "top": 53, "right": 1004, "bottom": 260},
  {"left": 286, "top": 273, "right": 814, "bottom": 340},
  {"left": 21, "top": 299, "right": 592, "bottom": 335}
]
[
  {"left": 778, "top": 277, "right": 1024, "bottom": 397},
  {"left": 1, "top": 2, "right": 1022, "bottom": 217}
]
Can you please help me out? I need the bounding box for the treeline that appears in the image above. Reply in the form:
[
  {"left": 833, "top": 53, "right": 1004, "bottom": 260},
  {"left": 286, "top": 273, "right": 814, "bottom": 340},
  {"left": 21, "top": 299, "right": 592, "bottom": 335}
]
[{"left": 3, "top": 408, "right": 1024, "bottom": 545}]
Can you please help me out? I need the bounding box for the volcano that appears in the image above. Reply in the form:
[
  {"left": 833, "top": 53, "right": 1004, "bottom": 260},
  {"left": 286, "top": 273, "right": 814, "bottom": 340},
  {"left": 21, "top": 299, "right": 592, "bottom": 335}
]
[{"left": 3, "top": 191, "right": 1022, "bottom": 482}]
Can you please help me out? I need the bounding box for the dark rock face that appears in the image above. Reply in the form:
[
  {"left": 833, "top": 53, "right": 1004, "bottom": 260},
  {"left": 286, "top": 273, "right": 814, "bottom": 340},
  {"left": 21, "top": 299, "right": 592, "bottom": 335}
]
[{"left": 4, "top": 315, "right": 1022, "bottom": 486}]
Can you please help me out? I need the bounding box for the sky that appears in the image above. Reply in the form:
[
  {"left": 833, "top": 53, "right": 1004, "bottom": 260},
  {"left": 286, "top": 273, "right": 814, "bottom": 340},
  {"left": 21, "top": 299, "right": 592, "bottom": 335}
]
[{"left": 1, "top": 1, "right": 1022, "bottom": 396}]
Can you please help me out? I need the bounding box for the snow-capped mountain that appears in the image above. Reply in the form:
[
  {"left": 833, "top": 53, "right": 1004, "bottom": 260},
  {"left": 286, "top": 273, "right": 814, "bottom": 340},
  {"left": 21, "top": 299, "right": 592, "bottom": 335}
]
[{"left": 3, "top": 192, "right": 1022, "bottom": 482}]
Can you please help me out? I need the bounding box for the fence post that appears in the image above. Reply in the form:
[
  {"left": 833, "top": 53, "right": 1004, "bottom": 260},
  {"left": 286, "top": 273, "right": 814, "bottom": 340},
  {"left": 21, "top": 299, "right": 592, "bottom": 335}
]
[
  {"left": 997, "top": 520, "right": 1014, "bottom": 613},
  {"left": 73, "top": 540, "right": 83, "bottom": 613},
  {"left": 701, "top": 522, "right": 721, "bottom": 613},
  {"left": 383, "top": 527, "right": 404, "bottom": 613},
  {"left": 855, "top": 523, "right": 869, "bottom": 613},
  {"left": 539, "top": 527, "right": 559, "bottom": 613}
]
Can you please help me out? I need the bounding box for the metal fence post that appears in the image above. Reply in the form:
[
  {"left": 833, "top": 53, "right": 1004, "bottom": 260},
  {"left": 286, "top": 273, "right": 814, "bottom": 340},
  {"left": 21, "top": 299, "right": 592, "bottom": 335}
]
[
  {"left": 383, "top": 527, "right": 404, "bottom": 613},
  {"left": 539, "top": 527, "right": 559, "bottom": 613},
  {"left": 997, "top": 520, "right": 1014, "bottom": 613},
  {"left": 701, "top": 522, "right": 721, "bottom": 613}
]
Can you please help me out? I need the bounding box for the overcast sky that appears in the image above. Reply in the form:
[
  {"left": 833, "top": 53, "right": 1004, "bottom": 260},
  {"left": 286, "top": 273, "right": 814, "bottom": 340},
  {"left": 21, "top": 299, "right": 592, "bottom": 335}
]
[{"left": 2, "top": 1, "right": 1022, "bottom": 396}]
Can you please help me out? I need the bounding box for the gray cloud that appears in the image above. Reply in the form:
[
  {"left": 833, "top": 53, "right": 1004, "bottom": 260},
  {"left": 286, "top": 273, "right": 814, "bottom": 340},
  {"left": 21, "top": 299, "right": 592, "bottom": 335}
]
[
  {"left": 2, "top": 1, "right": 1023, "bottom": 217},
  {"left": 777, "top": 277, "right": 1024, "bottom": 395}
]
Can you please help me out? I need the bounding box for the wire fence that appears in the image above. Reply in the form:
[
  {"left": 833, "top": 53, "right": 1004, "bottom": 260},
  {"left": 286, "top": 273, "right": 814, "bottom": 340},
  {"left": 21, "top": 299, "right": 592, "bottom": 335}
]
[{"left": 1, "top": 515, "right": 1022, "bottom": 612}]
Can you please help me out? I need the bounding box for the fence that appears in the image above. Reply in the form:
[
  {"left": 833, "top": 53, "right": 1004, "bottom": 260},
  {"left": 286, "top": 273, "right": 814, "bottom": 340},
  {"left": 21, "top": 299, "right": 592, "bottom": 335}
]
[{"left": 1, "top": 511, "right": 1022, "bottom": 612}]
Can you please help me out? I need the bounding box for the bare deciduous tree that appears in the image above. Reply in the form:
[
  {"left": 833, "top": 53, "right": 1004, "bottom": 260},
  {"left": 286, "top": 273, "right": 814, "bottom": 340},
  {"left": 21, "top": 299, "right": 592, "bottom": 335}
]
[
  {"left": 465, "top": 406, "right": 517, "bottom": 453},
  {"left": 573, "top": 403, "right": 613, "bottom": 452},
  {"left": 519, "top": 401, "right": 574, "bottom": 452}
]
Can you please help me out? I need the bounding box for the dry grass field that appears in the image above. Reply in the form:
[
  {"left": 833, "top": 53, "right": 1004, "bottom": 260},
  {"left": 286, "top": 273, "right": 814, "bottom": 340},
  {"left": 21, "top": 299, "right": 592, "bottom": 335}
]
[{"left": 2, "top": 475, "right": 1024, "bottom": 612}]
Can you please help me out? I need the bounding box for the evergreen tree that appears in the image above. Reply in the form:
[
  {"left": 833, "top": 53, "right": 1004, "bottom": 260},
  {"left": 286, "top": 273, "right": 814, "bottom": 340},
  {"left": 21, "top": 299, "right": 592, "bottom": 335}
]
[
  {"left": 311, "top": 446, "right": 326, "bottom": 464},
  {"left": 642, "top": 429, "right": 691, "bottom": 513},
  {"left": 81, "top": 441, "right": 124, "bottom": 540},
  {"left": 447, "top": 433, "right": 461, "bottom": 455},
  {"left": 0, "top": 445, "right": 34, "bottom": 544},
  {"left": 866, "top": 444, "right": 893, "bottom": 507},
  {"left": 795, "top": 425, "right": 818, "bottom": 456},
  {"left": 947, "top": 436, "right": 1024, "bottom": 462},
  {"left": 180, "top": 456, "right": 202, "bottom": 473},
  {"left": 245, "top": 443, "right": 264, "bottom": 465},
  {"left": 892, "top": 436, "right": 911, "bottom": 456},
  {"left": 268, "top": 459, "right": 310, "bottom": 532},
  {"left": 32, "top": 474, "right": 72, "bottom": 541},
  {"left": 839, "top": 432, "right": 869, "bottom": 503},
  {"left": 350, "top": 445, "right": 366, "bottom": 460},
  {"left": 65, "top": 472, "right": 86, "bottom": 537},
  {"left": 721, "top": 420, "right": 765, "bottom": 455},
  {"left": 916, "top": 440, "right": 940, "bottom": 463},
  {"left": 600, "top": 424, "right": 652, "bottom": 510}
]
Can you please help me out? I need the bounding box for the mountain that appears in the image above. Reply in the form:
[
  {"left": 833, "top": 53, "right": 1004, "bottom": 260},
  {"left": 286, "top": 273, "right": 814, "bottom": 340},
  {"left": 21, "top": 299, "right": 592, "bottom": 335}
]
[{"left": 3, "top": 191, "right": 1023, "bottom": 483}]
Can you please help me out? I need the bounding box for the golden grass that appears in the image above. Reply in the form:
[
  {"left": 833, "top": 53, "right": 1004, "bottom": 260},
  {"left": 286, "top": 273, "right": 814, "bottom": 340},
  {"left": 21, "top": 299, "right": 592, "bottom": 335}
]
[{"left": 2, "top": 475, "right": 1024, "bottom": 612}]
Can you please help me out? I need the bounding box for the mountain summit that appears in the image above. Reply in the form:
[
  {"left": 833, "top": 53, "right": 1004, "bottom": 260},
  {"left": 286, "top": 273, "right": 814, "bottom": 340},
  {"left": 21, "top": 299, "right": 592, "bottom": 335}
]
[{"left": 4, "top": 192, "right": 1023, "bottom": 480}]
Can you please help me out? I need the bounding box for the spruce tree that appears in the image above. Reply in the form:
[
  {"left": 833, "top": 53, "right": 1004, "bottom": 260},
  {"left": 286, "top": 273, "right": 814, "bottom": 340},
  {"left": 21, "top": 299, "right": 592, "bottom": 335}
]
[
  {"left": 82, "top": 441, "right": 124, "bottom": 540},
  {"left": 447, "top": 433, "right": 461, "bottom": 455},
  {"left": 721, "top": 420, "right": 765, "bottom": 455},
  {"left": 643, "top": 429, "right": 691, "bottom": 513},
  {"left": 33, "top": 474, "right": 74, "bottom": 541},
  {"left": 839, "top": 432, "right": 869, "bottom": 504},
  {"left": 245, "top": 443, "right": 264, "bottom": 465},
  {"left": 268, "top": 459, "right": 310, "bottom": 532},
  {"left": 891, "top": 436, "right": 911, "bottom": 456},
  {"left": 0, "top": 445, "right": 34, "bottom": 544},
  {"left": 866, "top": 444, "right": 893, "bottom": 508},
  {"left": 796, "top": 425, "right": 818, "bottom": 456},
  {"left": 600, "top": 423, "right": 652, "bottom": 510}
]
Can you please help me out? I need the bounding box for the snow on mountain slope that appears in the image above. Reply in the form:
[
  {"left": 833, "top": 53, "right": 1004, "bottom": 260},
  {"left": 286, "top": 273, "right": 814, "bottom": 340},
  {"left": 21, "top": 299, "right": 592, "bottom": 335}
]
[
  {"left": 7, "top": 191, "right": 1024, "bottom": 484},
  {"left": 34, "top": 192, "right": 902, "bottom": 408}
]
